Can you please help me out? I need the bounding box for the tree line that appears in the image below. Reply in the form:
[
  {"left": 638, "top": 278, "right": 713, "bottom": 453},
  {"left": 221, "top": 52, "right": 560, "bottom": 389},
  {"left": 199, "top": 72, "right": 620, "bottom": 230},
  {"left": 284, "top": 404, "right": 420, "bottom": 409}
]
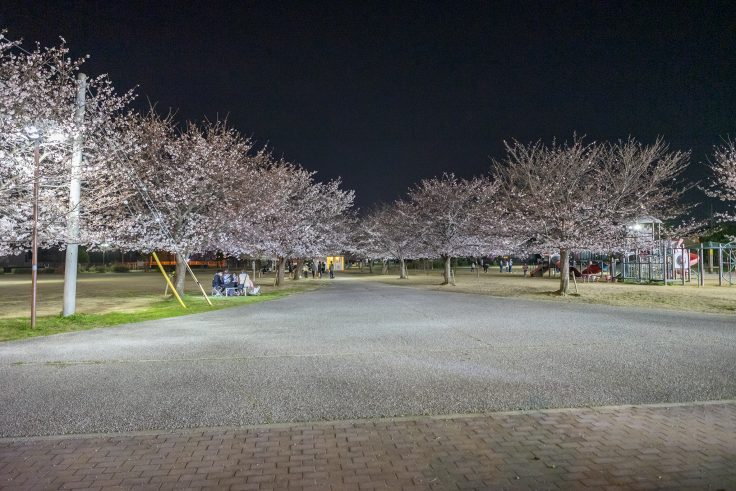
[
  {"left": 355, "top": 136, "right": 735, "bottom": 294},
  {"left": 0, "top": 34, "right": 353, "bottom": 294},
  {"left": 3, "top": 34, "right": 735, "bottom": 297}
]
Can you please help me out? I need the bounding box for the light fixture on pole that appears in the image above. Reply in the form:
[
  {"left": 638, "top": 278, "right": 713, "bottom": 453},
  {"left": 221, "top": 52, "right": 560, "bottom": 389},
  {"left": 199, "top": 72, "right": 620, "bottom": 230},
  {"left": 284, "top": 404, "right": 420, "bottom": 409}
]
[
  {"left": 101, "top": 242, "right": 110, "bottom": 266},
  {"left": 23, "top": 125, "right": 41, "bottom": 329},
  {"left": 30, "top": 137, "right": 40, "bottom": 329},
  {"left": 24, "top": 123, "right": 67, "bottom": 329}
]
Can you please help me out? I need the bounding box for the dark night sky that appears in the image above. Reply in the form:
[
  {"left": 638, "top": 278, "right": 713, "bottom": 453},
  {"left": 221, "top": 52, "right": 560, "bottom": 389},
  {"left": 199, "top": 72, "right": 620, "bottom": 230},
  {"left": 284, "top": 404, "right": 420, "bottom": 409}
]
[{"left": 2, "top": 1, "right": 735, "bottom": 209}]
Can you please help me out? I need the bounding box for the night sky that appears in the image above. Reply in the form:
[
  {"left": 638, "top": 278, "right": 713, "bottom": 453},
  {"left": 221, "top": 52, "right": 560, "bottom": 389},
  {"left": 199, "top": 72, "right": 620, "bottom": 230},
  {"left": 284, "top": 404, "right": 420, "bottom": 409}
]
[{"left": 2, "top": 1, "right": 735, "bottom": 209}]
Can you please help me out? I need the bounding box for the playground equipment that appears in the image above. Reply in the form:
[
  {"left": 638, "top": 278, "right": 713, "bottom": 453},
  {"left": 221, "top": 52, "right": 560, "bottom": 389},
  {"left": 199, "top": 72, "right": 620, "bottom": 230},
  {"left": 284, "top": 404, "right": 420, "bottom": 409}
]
[
  {"left": 616, "top": 239, "right": 698, "bottom": 284},
  {"left": 614, "top": 237, "right": 736, "bottom": 287},
  {"left": 529, "top": 254, "right": 557, "bottom": 277},
  {"left": 700, "top": 241, "right": 736, "bottom": 286},
  {"left": 581, "top": 263, "right": 602, "bottom": 275},
  {"left": 611, "top": 216, "right": 700, "bottom": 284},
  {"left": 529, "top": 255, "right": 582, "bottom": 278},
  {"left": 526, "top": 219, "right": 736, "bottom": 287}
]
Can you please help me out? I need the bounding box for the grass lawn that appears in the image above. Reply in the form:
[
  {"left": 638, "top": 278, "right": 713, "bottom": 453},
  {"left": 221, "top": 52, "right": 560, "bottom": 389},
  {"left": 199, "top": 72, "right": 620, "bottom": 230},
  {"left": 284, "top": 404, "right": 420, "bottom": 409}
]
[
  {"left": 0, "top": 270, "right": 324, "bottom": 342},
  {"left": 343, "top": 266, "right": 736, "bottom": 315}
]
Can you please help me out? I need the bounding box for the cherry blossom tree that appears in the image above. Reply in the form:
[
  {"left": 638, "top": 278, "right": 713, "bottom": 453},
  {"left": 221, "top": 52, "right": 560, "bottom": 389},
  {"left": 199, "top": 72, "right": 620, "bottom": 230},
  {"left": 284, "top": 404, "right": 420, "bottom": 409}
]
[
  {"left": 493, "top": 136, "right": 691, "bottom": 294},
  {"left": 406, "top": 174, "right": 499, "bottom": 285},
  {"left": 705, "top": 139, "right": 736, "bottom": 237},
  {"left": 119, "top": 112, "right": 265, "bottom": 295},
  {"left": 0, "top": 33, "right": 134, "bottom": 255},
  {"left": 1, "top": 32, "right": 360, "bottom": 303},
  {"left": 360, "top": 201, "right": 421, "bottom": 279},
  {"left": 348, "top": 215, "right": 382, "bottom": 274},
  {"left": 236, "top": 162, "right": 354, "bottom": 286}
]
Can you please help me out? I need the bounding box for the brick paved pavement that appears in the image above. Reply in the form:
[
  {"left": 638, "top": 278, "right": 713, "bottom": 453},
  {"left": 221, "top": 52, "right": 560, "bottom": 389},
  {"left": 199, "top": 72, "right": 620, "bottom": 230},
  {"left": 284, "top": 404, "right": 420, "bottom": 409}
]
[{"left": 1, "top": 400, "right": 734, "bottom": 491}]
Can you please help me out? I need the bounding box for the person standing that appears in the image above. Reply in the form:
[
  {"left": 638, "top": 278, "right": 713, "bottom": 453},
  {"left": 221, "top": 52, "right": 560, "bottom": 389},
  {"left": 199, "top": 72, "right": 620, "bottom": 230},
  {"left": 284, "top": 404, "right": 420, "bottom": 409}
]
[
  {"left": 508, "top": 258, "right": 513, "bottom": 273},
  {"left": 522, "top": 263, "right": 529, "bottom": 277},
  {"left": 499, "top": 259, "right": 505, "bottom": 273},
  {"left": 328, "top": 261, "right": 334, "bottom": 279}
]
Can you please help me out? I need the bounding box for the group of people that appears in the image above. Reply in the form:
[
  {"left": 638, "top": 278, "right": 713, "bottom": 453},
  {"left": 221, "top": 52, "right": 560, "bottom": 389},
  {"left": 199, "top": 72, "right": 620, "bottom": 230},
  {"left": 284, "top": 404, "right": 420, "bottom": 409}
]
[
  {"left": 499, "top": 258, "right": 513, "bottom": 273},
  {"left": 317, "top": 261, "right": 335, "bottom": 279},
  {"left": 469, "top": 258, "right": 530, "bottom": 277},
  {"left": 469, "top": 259, "right": 515, "bottom": 273},
  {"left": 292, "top": 261, "right": 334, "bottom": 279},
  {"left": 212, "top": 269, "right": 260, "bottom": 296}
]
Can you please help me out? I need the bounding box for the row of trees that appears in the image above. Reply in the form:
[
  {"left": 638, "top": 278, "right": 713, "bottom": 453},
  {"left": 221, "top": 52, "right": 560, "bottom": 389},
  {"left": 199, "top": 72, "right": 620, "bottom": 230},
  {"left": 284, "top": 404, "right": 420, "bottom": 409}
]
[
  {"left": 3, "top": 34, "right": 735, "bottom": 299},
  {"left": 356, "top": 136, "right": 735, "bottom": 295},
  {"left": 0, "top": 34, "right": 354, "bottom": 297}
]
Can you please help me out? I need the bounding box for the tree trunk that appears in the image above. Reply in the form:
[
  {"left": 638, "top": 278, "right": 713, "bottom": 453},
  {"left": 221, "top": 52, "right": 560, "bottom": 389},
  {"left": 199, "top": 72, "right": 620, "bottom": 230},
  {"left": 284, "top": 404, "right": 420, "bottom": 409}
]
[
  {"left": 293, "top": 258, "right": 304, "bottom": 280},
  {"left": 399, "top": 257, "right": 408, "bottom": 279},
  {"left": 381, "top": 259, "right": 388, "bottom": 275},
  {"left": 368, "top": 259, "right": 373, "bottom": 274},
  {"left": 441, "top": 255, "right": 452, "bottom": 285},
  {"left": 558, "top": 248, "right": 570, "bottom": 295},
  {"left": 275, "top": 257, "right": 286, "bottom": 286},
  {"left": 174, "top": 252, "right": 188, "bottom": 297}
]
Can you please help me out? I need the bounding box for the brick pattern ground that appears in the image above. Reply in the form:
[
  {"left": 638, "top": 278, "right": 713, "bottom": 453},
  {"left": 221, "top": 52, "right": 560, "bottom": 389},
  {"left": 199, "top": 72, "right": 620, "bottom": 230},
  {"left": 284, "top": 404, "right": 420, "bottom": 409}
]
[{"left": 1, "top": 401, "right": 734, "bottom": 491}]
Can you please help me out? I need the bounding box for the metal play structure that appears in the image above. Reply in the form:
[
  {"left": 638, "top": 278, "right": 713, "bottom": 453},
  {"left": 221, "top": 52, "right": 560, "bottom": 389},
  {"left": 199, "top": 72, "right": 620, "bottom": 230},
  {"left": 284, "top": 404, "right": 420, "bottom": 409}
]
[
  {"left": 700, "top": 241, "right": 736, "bottom": 286},
  {"left": 611, "top": 217, "right": 736, "bottom": 286}
]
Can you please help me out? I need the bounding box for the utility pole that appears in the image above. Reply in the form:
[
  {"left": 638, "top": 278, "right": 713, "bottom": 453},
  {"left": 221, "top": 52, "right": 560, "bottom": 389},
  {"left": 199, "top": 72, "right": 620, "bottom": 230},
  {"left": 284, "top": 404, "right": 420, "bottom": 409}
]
[{"left": 62, "top": 73, "right": 87, "bottom": 317}]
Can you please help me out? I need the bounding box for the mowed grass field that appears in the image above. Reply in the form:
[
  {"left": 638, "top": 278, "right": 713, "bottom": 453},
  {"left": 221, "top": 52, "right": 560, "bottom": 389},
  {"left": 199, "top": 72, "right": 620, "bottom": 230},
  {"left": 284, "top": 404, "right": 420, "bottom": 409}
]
[
  {"left": 343, "top": 266, "right": 736, "bottom": 315},
  {"left": 0, "top": 270, "right": 324, "bottom": 341}
]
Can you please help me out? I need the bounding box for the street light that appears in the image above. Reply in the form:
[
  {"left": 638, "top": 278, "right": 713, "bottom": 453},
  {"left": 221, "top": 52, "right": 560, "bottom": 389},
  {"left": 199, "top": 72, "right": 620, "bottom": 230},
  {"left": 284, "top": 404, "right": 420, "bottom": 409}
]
[
  {"left": 101, "top": 242, "right": 110, "bottom": 267},
  {"left": 29, "top": 132, "right": 40, "bottom": 329},
  {"left": 24, "top": 124, "right": 68, "bottom": 329}
]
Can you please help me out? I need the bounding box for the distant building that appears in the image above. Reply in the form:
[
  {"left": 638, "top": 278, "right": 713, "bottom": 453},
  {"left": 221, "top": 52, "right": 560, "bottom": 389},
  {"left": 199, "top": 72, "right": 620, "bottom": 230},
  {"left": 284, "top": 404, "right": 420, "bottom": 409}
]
[{"left": 322, "top": 255, "right": 345, "bottom": 271}]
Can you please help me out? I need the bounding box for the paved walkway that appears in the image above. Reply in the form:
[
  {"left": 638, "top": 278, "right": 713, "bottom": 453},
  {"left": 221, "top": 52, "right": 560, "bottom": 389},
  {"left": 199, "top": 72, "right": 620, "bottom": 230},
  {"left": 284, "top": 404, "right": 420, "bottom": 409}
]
[
  {"left": 2, "top": 281, "right": 735, "bottom": 437},
  {"left": 1, "top": 400, "right": 734, "bottom": 490}
]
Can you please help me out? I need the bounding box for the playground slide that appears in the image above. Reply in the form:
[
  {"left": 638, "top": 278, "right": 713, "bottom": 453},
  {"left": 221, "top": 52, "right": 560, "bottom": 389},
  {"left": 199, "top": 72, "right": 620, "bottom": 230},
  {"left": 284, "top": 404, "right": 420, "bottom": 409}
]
[
  {"left": 689, "top": 252, "right": 699, "bottom": 266},
  {"left": 581, "top": 264, "right": 602, "bottom": 275},
  {"left": 673, "top": 250, "right": 699, "bottom": 268}
]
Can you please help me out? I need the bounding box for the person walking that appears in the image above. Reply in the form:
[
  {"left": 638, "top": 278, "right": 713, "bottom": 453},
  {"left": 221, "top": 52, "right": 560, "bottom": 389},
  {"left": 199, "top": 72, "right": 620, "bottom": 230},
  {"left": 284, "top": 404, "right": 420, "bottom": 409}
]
[
  {"left": 328, "top": 261, "right": 334, "bottom": 279},
  {"left": 499, "top": 259, "right": 505, "bottom": 273}
]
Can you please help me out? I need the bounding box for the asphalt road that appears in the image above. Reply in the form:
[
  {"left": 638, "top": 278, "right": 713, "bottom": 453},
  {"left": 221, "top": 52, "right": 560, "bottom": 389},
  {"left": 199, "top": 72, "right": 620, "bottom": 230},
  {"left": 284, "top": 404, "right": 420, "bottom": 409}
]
[{"left": 1, "top": 279, "right": 734, "bottom": 437}]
